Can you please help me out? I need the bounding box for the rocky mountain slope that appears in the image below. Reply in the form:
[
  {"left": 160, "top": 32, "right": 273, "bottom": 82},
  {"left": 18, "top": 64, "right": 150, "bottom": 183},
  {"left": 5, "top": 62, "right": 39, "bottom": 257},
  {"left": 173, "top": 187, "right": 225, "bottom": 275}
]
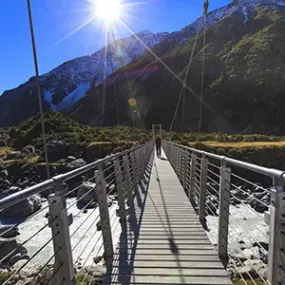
[
  {"left": 69, "top": 0, "right": 285, "bottom": 134},
  {"left": 0, "top": 31, "right": 168, "bottom": 127}
]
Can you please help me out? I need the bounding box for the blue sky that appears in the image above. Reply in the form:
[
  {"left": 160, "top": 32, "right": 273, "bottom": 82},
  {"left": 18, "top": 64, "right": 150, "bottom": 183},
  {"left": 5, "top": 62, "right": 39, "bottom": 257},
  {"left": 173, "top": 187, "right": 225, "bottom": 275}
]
[{"left": 0, "top": 0, "right": 231, "bottom": 95}]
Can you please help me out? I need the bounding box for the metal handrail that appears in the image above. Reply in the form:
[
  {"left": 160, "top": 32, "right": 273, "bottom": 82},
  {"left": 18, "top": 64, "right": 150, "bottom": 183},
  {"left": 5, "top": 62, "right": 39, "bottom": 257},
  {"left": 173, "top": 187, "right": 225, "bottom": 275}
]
[
  {"left": 163, "top": 140, "right": 285, "bottom": 285},
  {"left": 0, "top": 140, "right": 154, "bottom": 285},
  {"left": 0, "top": 142, "right": 150, "bottom": 211},
  {"left": 166, "top": 141, "right": 285, "bottom": 179}
]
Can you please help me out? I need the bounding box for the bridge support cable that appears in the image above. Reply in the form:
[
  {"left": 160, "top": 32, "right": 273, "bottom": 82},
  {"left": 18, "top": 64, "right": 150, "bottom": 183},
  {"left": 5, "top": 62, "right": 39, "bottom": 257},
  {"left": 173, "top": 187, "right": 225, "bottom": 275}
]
[
  {"left": 198, "top": 13, "right": 207, "bottom": 133},
  {"left": 26, "top": 0, "right": 50, "bottom": 179},
  {"left": 107, "top": 28, "right": 120, "bottom": 125},
  {"left": 169, "top": 17, "right": 203, "bottom": 133}
]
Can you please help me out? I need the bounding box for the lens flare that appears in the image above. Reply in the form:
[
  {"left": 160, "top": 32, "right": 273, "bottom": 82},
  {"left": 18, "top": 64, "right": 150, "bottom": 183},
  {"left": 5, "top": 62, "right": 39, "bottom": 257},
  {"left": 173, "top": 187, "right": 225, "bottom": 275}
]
[{"left": 128, "top": 97, "right": 137, "bottom": 107}]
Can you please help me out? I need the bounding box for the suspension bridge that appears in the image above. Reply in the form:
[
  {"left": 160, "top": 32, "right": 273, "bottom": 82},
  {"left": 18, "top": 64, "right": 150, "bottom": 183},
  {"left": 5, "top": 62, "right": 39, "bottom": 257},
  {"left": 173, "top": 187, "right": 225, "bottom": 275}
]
[
  {"left": 1, "top": 1, "right": 284, "bottom": 284},
  {"left": 0, "top": 135, "right": 284, "bottom": 285}
]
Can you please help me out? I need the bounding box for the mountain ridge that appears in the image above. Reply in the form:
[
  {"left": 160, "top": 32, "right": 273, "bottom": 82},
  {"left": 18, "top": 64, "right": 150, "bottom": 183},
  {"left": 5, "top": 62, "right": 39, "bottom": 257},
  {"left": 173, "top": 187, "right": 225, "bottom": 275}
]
[
  {"left": 0, "top": 30, "right": 169, "bottom": 126},
  {"left": 68, "top": 2, "right": 285, "bottom": 134},
  {"left": 1, "top": 0, "right": 285, "bottom": 130}
]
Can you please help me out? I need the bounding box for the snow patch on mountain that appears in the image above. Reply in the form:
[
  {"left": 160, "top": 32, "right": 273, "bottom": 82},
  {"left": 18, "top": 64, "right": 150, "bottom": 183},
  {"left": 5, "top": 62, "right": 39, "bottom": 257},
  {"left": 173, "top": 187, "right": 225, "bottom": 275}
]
[
  {"left": 243, "top": 6, "right": 249, "bottom": 23},
  {"left": 234, "top": 0, "right": 285, "bottom": 7},
  {"left": 43, "top": 90, "right": 56, "bottom": 110},
  {"left": 55, "top": 82, "right": 90, "bottom": 111},
  {"left": 39, "top": 30, "right": 169, "bottom": 111}
]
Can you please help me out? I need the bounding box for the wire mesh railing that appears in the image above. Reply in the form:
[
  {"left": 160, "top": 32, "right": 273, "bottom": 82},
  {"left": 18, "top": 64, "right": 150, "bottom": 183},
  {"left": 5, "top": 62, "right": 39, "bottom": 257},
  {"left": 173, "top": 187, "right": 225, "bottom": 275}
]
[
  {"left": 0, "top": 141, "right": 153, "bottom": 285},
  {"left": 163, "top": 141, "right": 285, "bottom": 285}
]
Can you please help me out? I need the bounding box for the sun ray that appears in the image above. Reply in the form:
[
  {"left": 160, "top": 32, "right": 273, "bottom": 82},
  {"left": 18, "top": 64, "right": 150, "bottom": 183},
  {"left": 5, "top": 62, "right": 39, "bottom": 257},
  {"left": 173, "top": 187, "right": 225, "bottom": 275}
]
[
  {"left": 124, "top": 1, "right": 149, "bottom": 8},
  {"left": 122, "top": 12, "right": 145, "bottom": 23},
  {"left": 118, "top": 18, "right": 220, "bottom": 118},
  {"left": 58, "top": 8, "right": 92, "bottom": 15},
  {"left": 56, "top": 15, "right": 97, "bottom": 44}
]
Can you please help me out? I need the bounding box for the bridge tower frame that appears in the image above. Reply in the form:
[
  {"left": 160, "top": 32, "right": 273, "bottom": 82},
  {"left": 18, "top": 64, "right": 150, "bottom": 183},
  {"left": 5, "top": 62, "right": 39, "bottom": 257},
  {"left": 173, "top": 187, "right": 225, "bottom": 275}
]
[{"left": 152, "top": 124, "right": 162, "bottom": 140}]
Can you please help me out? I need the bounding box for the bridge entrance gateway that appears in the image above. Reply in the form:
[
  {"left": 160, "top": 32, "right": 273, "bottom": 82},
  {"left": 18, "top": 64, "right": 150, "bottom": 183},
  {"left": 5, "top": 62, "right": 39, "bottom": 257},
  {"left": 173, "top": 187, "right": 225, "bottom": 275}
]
[
  {"left": 0, "top": 141, "right": 285, "bottom": 285},
  {"left": 152, "top": 124, "right": 162, "bottom": 140}
]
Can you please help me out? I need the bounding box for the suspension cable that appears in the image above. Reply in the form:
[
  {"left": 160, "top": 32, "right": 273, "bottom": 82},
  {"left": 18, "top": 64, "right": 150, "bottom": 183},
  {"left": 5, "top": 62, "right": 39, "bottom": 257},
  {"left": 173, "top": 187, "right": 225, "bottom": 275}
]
[
  {"left": 26, "top": 0, "right": 50, "bottom": 179},
  {"left": 107, "top": 27, "right": 120, "bottom": 125},
  {"left": 198, "top": 13, "right": 207, "bottom": 133},
  {"left": 169, "top": 16, "right": 203, "bottom": 133}
]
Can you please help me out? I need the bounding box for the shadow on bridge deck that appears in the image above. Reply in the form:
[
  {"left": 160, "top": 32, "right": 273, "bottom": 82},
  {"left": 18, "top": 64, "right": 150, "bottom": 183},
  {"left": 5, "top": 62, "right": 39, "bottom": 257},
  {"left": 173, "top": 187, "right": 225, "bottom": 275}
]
[{"left": 103, "top": 150, "right": 232, "bottom": 285}]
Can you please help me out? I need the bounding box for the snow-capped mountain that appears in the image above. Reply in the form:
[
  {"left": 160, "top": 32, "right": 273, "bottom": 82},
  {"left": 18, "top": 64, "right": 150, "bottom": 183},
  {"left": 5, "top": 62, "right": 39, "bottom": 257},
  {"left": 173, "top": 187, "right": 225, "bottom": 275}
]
[
  {"left": 1, "top": 0, "right": 285, "bottom": 127},
  {"left": 0, "top": 30, "right": 168, "bottom": 126},
  {"left": 42, "top": 30, "right": 169, "bottom": 111}
]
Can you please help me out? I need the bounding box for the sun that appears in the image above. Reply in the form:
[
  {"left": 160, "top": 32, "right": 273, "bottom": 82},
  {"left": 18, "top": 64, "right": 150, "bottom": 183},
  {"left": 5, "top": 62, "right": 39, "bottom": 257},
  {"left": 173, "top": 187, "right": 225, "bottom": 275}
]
[{"left": 94, "top": 0, "right": 122, "bottom": 24}]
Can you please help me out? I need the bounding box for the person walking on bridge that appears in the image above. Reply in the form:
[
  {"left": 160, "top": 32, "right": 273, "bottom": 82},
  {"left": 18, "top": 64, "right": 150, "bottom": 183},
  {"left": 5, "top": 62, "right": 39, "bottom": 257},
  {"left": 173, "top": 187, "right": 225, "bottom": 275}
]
[{"left": 155, "top": 135, "right": 162, "bottom": 158}]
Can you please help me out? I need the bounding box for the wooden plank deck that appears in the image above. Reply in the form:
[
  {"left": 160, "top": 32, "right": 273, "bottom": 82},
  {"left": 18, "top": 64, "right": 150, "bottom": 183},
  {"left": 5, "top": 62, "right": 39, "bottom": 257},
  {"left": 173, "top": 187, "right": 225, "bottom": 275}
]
[{"left": 104, "top": 150, "right": 232, "bottom": 285}]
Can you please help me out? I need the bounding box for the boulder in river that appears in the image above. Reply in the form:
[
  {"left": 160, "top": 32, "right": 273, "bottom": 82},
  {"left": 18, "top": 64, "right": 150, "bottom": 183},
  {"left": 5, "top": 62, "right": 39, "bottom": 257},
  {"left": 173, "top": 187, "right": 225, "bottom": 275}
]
[
  {"left": 76, "top": 182, "right": 97, "bottom": 209},
  {"left": 0, "top": 238, "right": 28, "bottom": 266},
  {"left": 235, "top": 259, "right": 267, "bottom": 279},
  {"left": 66, "top": 158, "right": 86, "bottom": 171},
  {"left": 0, "top": 169, "right": 8, "bottom": 178},
  {"left": 0, "top": 179, "right": 11, "bottom": 191},
  {"left": 96, "top": 220, "right": 102, "bottom": 231},
  {"left": 66, "top": 156, "right": 76, "bottom": 162},
  {"left": 247, "top": 193, "right": 268, "bottom": 213},
  {"left": 47, "top": 140, "right": 68, "bottom": 162},
  {"left": 0, "top": 187, "right": 42, "bottom": 217},
  {"left": 77, "top": 265, "right": 105, "bottom": 284},
  {"left": 21, "top": 145, "right": 36, "bottom": 155},
  {"left": 0, "top": 225, "right": 19, "bottom": 238},
  {"left": 6, "top": 151, "right": 24, "bottom": 160}
]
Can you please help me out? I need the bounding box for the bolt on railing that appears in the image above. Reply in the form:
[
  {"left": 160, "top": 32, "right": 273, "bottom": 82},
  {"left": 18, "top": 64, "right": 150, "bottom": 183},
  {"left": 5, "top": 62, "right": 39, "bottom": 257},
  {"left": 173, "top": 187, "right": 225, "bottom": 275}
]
[
  {"left": 0, "top": 141, "right": 153, "bottom": 285},
  {"left": 163, "top": 141, "right": 285, "bottom": 285}
]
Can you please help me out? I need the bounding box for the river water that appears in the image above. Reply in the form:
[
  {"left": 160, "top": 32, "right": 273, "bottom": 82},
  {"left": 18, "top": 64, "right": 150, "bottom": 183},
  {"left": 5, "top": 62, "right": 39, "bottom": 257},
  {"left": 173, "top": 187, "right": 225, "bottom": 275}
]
[
  {"left": 3, "top": 198, "right": 121, "bottom": 267},
  {"left": 206, "top": 204, "right": 269, "bottom": 255}
]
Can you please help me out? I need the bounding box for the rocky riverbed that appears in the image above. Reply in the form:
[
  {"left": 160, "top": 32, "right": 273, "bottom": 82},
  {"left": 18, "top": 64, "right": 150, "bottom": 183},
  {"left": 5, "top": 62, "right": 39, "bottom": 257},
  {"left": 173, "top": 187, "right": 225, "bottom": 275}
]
[
  {"left": 206, "top": 204, "right": 268, "bottom": 279},
  {"left": 202, "top": 179, "right": 271, "bottom": 280},
  {"left": 0, "top": 196, "right": 121, "bottom": 284},
  {"left": 0, "top": 197, "right": 121, "bottom": 264}
]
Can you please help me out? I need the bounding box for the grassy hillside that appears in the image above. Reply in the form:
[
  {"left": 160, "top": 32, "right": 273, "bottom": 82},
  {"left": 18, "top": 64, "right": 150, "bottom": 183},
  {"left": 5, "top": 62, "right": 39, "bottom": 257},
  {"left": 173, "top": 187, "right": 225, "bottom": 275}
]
[{"left": 7, "top": 111, "right": 152, "bottom": 150}]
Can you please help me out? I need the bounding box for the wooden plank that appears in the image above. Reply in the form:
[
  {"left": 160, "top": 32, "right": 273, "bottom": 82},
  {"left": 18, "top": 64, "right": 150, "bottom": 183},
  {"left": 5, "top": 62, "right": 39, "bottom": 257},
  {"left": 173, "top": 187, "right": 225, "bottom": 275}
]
[
  {"left": 110, "top": 260, "right": 225, "bottom": 269},
  {"left": 107, "top": 276, "right": 232, "bottom": 285},
  {"left": 117, "top": 242, "right": 214, "bottom": 248},
  {"left": 112, "top": 248, "right": 218, "bottom": 256},
  {"left": 112, "top": 254, "right": 221, "bottom": 262},
  {"left": 120, "top": 239, "right": 211, "bottom": 245},
  {"left": 105, "top": 150, "right": 232, "bottom": 285},
  {"left": 108, "top": 268, "right": 229, "bottom": 277}
]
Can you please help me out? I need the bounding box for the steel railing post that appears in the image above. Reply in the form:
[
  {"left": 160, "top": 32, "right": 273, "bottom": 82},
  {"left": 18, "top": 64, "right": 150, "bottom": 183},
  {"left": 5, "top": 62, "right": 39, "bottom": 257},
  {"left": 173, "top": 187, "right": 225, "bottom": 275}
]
[
  {"left": 130, "top": 151, "right": 139, "bottom": 194},
  {"left": 123, "top": 154, "right": 134, "bottom": 210},
  {"left": 140, "top": 149, "right": 145, "bottom": 178},
  {"left": 183, "top": 150, "right": 190, "bottom": 189},
  {"left": 198, "top": 154, "right": 208, "bottom": 223},
  {"left": 48, "top": 179, "right": 75, "bottom": 285},
  {"left": 217, "top": 163, "right": 231, "bottom": 262},
  {"left": 178, "top": 149, "right": 184, "bottom": 183},
  {"left": 114, "top": 158, "right": 126, "bottom": 224},
  {"left": 95, "top": 164, "right": 113, "bottom": 261},
  {"left": 135, "top": 149, "right": 140, "bottom": 180},
  {"left": 189, "top": 153, "right": 197, "bottom": 205},
  {"left": 175, "top": 148, "right": 179, "bottom": 177},
  {"left": 171, "top": 145, "right": 175, "bottom": 167},
  {"left": 267, "top": 177, "right": 285, "bottom": 285}
]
